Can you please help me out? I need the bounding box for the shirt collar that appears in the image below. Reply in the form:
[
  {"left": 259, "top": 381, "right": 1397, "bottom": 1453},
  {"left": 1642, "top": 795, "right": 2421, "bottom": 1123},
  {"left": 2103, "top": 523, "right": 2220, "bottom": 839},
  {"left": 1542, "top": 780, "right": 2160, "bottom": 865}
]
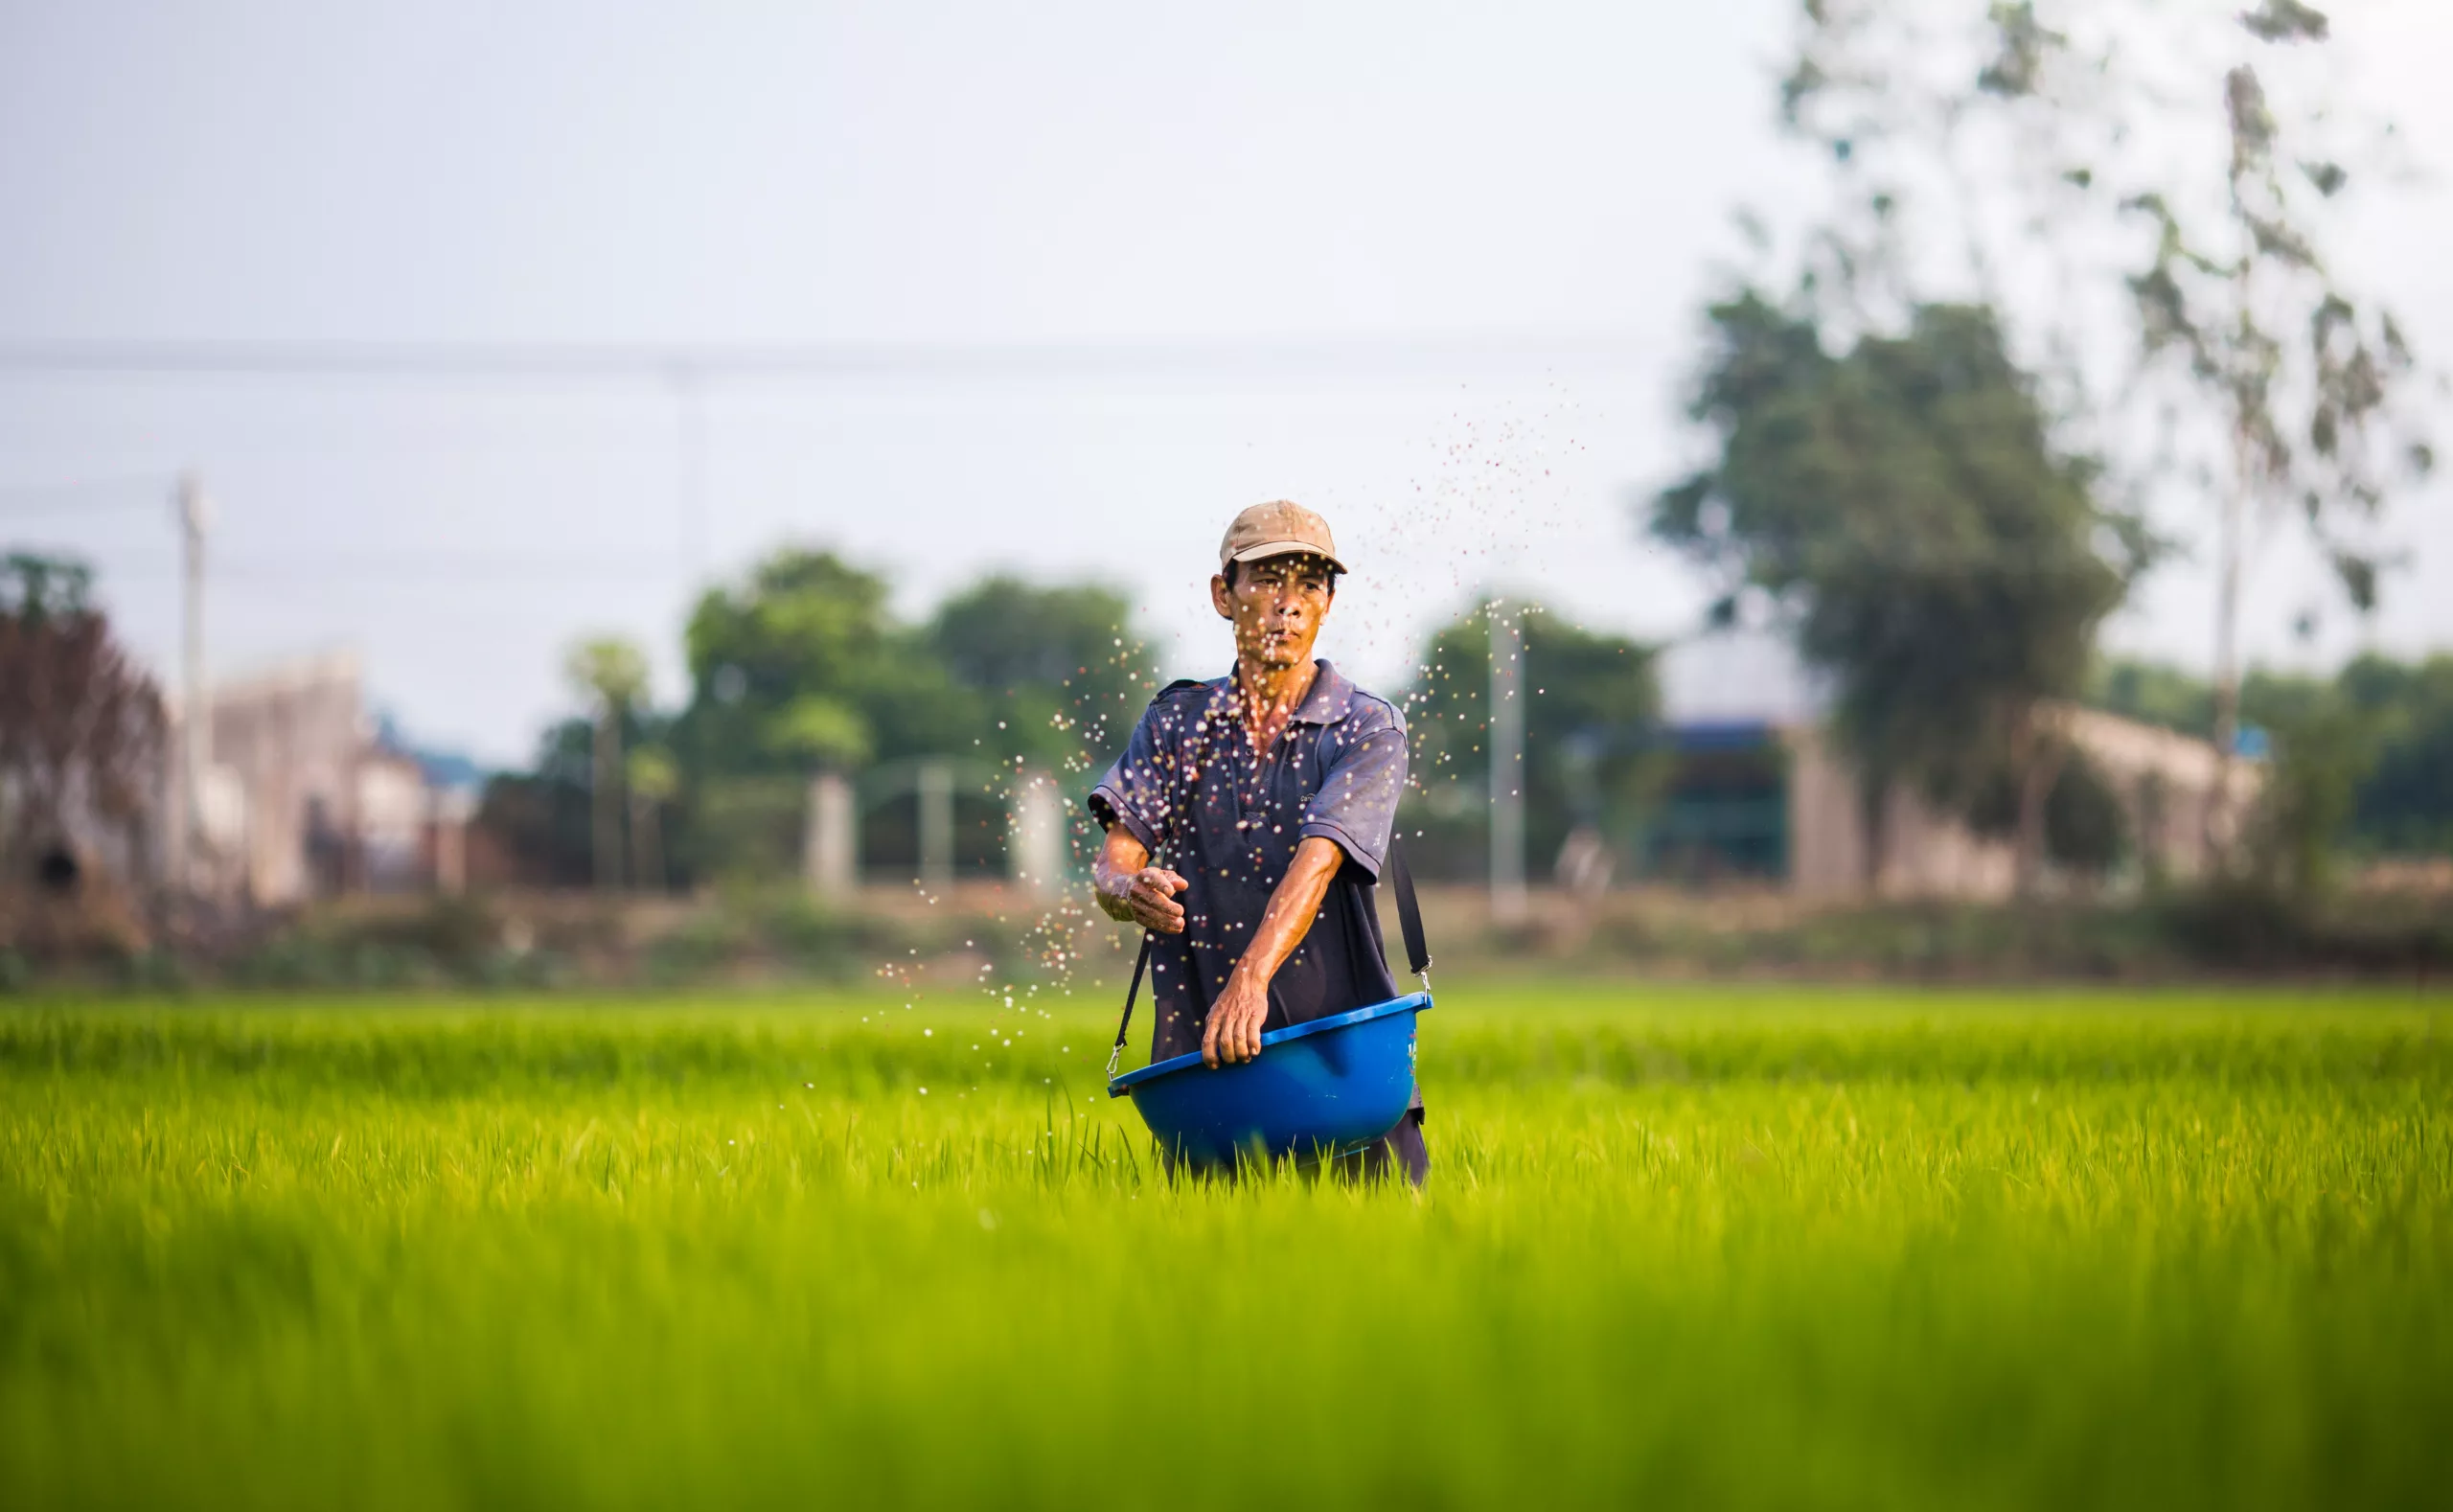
[
  {"left": 1293, "top": 659, "right": 1358, "bottom": 724},
  {"left": 1211, "top": 659, "right": 1355, "bottom": 724}
]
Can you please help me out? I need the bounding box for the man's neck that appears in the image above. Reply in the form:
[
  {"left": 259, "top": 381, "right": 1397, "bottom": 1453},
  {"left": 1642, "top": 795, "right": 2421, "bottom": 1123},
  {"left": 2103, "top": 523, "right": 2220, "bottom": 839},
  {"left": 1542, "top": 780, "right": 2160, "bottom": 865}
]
[{"left": 1233, "top": 655, "right": 1318, "bottom": 751}]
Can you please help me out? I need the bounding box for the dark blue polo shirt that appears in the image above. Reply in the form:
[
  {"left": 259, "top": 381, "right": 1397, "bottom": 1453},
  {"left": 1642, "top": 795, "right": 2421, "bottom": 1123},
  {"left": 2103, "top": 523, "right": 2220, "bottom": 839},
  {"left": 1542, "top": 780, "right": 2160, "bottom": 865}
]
[{"left": 1088, "top": 660, "right": 1410, "bottom": 1065}]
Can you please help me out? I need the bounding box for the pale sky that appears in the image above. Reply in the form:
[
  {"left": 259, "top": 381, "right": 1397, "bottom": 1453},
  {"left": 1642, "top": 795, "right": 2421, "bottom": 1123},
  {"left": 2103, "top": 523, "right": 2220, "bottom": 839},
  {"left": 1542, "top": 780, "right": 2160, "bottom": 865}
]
[{"left": 3, "top": 0, "right": 2448, "bottom": 765}]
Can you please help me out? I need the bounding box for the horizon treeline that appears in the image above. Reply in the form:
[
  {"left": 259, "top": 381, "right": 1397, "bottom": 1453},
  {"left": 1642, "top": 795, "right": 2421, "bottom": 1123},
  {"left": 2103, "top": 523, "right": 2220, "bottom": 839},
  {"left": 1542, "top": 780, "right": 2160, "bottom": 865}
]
[{"left": 475, "top": 545, "right": 2453, "bottom": 893}]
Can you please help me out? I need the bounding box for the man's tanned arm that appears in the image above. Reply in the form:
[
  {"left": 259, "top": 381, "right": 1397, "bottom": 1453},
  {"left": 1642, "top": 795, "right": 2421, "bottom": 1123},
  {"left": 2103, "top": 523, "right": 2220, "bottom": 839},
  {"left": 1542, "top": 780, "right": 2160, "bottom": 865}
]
[{"left": 1200, "top": 836, "right": 1343, "bottom": 1068}]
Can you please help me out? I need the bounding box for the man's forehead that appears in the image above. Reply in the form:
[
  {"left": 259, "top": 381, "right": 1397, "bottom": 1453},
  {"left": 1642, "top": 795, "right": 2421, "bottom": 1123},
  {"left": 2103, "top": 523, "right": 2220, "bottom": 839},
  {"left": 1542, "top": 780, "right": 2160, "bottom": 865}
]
[{"left": 1238, "top": 552, "right": 1337, "bottom": 580}]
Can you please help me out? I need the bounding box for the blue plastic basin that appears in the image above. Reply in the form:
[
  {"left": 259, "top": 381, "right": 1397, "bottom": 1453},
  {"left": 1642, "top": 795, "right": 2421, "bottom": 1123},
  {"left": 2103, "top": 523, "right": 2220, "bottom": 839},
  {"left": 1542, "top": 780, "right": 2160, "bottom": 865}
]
[{"left": 1106, "top": 992, "right": 1431, "bottom": 1170}]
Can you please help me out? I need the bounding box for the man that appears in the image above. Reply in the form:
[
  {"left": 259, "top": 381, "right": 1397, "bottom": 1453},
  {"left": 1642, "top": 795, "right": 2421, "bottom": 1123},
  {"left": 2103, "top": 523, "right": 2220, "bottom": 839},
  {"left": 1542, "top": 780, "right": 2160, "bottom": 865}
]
[{"left": 1088, "top": 500, "right": 1427, "bottom": 1183}]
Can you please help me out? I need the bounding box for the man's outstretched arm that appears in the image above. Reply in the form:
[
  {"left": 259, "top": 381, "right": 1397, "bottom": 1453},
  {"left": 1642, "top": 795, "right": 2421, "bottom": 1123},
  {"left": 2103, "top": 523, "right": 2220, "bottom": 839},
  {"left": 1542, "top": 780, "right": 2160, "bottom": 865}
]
[{"left": 1201, "top": 836, "right": 1343, "bottom": 1068}]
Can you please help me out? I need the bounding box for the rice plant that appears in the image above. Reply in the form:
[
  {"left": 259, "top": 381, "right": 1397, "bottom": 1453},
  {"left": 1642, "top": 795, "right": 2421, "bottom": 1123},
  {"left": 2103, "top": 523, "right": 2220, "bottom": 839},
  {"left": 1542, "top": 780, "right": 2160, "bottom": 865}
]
[{"left": 2, "top": 985, "right": 2445, "bottom": 1510}]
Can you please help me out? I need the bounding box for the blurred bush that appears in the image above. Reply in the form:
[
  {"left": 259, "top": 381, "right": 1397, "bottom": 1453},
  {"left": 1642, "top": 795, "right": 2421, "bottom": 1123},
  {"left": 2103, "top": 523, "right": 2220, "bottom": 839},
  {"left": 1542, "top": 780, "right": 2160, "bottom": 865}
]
[
  {"left": 7, "top": 880, "right": 2446, "bottom": 994},
  {"left": 1967, "top": 751, "right": 2130, "bottom": 879}
]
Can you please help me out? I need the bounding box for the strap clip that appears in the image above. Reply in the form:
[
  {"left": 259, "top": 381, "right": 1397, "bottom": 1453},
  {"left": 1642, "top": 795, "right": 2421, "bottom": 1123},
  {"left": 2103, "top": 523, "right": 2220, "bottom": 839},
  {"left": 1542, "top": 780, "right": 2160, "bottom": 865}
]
[{"left": 1106, "top": 933, "right": 1154, "bottom": 1088}]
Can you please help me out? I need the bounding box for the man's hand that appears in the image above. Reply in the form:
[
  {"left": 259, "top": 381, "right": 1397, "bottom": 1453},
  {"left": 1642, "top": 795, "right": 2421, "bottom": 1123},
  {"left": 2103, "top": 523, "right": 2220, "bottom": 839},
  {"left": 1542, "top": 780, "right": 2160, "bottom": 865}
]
[
  {"left": 1091, "top": 825, "right": 1188, "bottom": 934},
  {"left": 1199, "top": 835, "right": 1343, "bottom": 1067},
  {"left": 1202, "top": 972, "right": 1271, "bottom": 1067},
  {"left": 1100, "top": 864, "right": 1189, "bottom": 934}
]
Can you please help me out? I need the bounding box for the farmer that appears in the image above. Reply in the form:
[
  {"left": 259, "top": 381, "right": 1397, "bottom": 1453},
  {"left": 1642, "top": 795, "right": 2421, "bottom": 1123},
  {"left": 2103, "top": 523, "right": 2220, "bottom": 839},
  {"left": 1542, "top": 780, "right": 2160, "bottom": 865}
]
[{"left": 1088, "top": 501, "right": 1426, "bottom": 1183}]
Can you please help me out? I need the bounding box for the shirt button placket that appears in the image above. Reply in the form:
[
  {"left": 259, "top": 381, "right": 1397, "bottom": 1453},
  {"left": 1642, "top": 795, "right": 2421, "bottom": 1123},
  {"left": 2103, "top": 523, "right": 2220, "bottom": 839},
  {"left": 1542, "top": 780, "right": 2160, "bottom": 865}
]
[{"left": 1249, "top": 738, "right": 1278, "bottom": 867}]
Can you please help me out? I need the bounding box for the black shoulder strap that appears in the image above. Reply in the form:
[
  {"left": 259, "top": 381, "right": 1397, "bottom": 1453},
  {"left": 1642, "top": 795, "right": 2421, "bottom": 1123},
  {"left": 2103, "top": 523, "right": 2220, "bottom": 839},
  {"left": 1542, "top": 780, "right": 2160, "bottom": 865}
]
[
  {"left": 1381, "top": 836, "right": 1432, "bottom": 982},
  {"left": 1106, "top": 933, "right": 1155, "bottom": 1081},
  {"left": 1104, "top": 836, "right": 1430, "bottom": 1084}
]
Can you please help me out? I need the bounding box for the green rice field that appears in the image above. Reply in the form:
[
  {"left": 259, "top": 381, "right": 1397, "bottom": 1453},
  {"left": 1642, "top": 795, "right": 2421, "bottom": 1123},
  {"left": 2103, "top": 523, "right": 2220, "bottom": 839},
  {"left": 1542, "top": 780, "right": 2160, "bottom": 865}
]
[{"left": 3, "top": 984, "right": 2447, "bottom": 1510}]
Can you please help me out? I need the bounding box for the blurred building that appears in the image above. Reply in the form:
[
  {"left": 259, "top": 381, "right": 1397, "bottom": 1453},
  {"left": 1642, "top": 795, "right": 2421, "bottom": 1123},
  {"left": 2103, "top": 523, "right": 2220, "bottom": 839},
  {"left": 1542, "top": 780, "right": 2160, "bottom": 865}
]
[
  {"left": 1642, "top": 632, "right": 2259, "bottom": 899},
  {"left": 163, "top": 652, "right": 481, "bottom": 906}
]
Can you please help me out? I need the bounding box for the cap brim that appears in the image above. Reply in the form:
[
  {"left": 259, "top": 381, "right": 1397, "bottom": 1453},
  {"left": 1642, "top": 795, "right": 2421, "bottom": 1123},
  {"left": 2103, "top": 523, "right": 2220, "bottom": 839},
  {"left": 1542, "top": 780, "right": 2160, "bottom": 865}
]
[{"left": 1224, "top": 539, "right": 1348, "bottom": 574}]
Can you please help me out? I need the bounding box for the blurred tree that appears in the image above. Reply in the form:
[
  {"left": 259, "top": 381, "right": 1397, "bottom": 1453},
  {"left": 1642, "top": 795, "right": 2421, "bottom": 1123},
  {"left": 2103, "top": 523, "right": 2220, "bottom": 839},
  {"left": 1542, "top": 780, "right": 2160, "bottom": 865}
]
[
  {"left": 2238, "top": 674, "right": 2376, "bottom": 898},
  {"left": 1967, "top": 750, "right": 2128, "bottom": 879},
  {"left": 476, "top": 708, "right": 663, "bottom": 890},
  {"left": 925, "top": 575, "right": 1154, "bottom": 776},
  {"left": 665, "top": 550, "right": 1155, "bottom": 882},
  {"left": 1400, "top": 603, "right": 1663, "bottom": 883},
  {"left": 0, "top": 554, "right": 166, "bottom": 897},
  {"left": 2040, "top": 754, "right": 2127, "bottom": 878},
  {"left": 1775, "top": 0, "right": 2434, "bottom": 859},
  {"left": 681, "top": 549, "right": 1158, "bottom": 780},
  {"left": 2337, "top": 655, "right": 2453, "bottom": 858},
  {"left": 676, "top": 551, "right": 903, "bottom": 775},
  {"left": 1654, "top": 298, "right": 2149, "bottom": 894},
  {"left": 668, "top": 552, "right": 914, "bottom": 884},
  {"left": 564, "top": 636, "right": 650, "bottom": 893},
  {"left": 481, "top": 554, "right": 1164, "bottom": 890}
]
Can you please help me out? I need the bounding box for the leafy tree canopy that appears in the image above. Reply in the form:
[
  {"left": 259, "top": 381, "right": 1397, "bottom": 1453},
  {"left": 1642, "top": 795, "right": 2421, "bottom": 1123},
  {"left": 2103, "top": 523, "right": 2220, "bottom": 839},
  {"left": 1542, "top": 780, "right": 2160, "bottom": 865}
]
[
  {"left": 564, "top": 638, "right": 650, "bottom": 714},
  {"left": 1655, "top": 296, "right": 2148, "bottom": 829},
  {"left": 493, "top": 551, "right": 1160, "bottom": 887},
  {"left": 2093, "top": 651, "right": 2453, "bottom": 861},
  {"left": 679, "top": 551, "right": 908, "bottom": 772},
  {"left": 924, "top": 575, "right": 1154, "bottom": 774},
  {"left": 674, "top": 549, "right": 1155, "bottom": 781},
  {"left": 1774, "top": 0, "right": 2433, "bottom": 766},
  {"left": 0, "top": 553, "right": 164, "bottom": 871},
  {"left": 0, "top": 553, "right": 95, "bottom": 622}
]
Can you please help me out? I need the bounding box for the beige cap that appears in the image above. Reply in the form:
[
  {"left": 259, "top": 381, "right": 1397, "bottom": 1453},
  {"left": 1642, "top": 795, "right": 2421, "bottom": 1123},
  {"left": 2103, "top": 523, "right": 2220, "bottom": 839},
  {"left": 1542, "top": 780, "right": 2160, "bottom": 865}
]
[{"left": 1218, "top": 500, "right": 1346, "bottom": 574}]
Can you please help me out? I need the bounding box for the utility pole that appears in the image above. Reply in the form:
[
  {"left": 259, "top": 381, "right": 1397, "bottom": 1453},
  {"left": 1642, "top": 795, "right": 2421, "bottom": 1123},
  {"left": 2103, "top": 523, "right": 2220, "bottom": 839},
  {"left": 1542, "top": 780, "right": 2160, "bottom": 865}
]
[
  {"left": 2204, "top": 422, "right": 2249, "bottom": 870},
  {"left": 590, "top": 708, "right": 623, "bottom": 892},
  {"left": 918, "top": 758, "right": 954, "bottom": 891},
  {"left": 174, "top": 472, "right": 209, "bottom": 899},
  {"left": 1489, "top": 598, "right": 1527, "bottom": 926}
]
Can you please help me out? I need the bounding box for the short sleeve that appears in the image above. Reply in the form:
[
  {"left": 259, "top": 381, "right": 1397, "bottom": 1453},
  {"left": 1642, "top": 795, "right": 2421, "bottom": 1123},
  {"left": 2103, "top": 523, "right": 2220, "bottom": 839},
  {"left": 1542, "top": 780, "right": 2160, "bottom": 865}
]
[
  {"left": 1086, "top": 697, "right": 1181, "bottom": 855},
  {"left": 1299, "top": 704, "right": 1408, "bottom": 881}
]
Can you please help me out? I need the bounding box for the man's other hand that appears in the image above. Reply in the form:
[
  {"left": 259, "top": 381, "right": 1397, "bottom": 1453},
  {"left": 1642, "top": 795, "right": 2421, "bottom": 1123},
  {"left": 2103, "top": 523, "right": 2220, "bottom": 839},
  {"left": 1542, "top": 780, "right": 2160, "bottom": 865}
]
[{"left": 1202, "top": 974, "right": 1269, "bottom": 1067}]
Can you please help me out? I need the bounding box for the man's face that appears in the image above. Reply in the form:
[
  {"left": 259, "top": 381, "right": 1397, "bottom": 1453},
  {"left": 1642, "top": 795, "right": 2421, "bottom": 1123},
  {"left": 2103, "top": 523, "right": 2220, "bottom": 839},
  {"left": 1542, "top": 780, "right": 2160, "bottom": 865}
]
[{"left": 1211, "top": 554, "right": 1336, "bottom": 672}]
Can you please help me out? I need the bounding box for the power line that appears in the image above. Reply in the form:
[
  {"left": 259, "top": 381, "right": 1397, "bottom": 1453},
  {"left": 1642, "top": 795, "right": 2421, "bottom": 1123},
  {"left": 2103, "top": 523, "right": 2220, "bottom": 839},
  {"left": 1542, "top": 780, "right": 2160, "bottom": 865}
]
[
  {"left": 13, "top": 548, "right": 685, "bottom": 583},
  {"left": 218, "top": 555, "right": 684, "bottom": 584},
  {"left": 0, "top": 473, "right": 172, "bottom": 515},
  {"left": 0, "top": 332, "right": 1672, "bottom": 382}
]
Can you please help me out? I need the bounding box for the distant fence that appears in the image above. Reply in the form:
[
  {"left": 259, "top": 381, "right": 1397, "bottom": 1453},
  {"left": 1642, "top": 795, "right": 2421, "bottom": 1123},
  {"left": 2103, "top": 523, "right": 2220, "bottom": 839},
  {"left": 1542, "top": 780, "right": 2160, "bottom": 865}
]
[{"left": 704, "top": 760, "right": 1079, "bottom": 899}]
